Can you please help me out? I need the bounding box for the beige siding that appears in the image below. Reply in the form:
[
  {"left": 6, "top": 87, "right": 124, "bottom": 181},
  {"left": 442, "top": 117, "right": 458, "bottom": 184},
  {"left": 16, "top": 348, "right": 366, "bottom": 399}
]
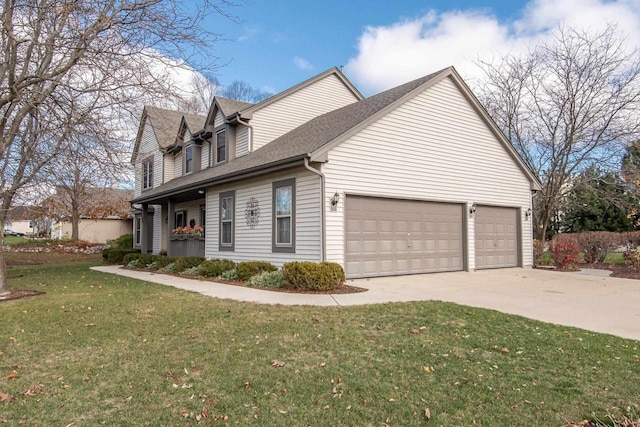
[
  {"left": 134, "top": 117, "right": 162, "bottom": 198},
  {"left": 214, "top": 111, "right": 225, "bottom": 128},
  {"left": 235, "top": 125, "right": 249, "bottom": 157},
  {"left": 205, "top": 168, "right": 321, "bottom": 266},
  {"left": 250, "top": 74, "right": 360, "bottom": 150},
  {"left": 201, "top": 141, "right": 210, "bottom": 170},
  {"left": 152, "top": 205, "right": 162, "bottom": 254},
  {"left": 55, "top": 219, "right": 132, "bottom": 243},
  {"left": 174, "top": 152, "right": 183, "bottom": 177},
  {"left": 164, "top": 156, "right": 175, "bottom": 182},
  {"left": 324, "top": 76, "right": 534, "bottom": 270}
]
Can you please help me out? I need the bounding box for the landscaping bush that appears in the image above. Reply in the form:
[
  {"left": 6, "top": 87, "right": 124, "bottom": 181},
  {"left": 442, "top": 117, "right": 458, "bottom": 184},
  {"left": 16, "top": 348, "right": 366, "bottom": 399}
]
[
  {"left": 155, "top": 256, "right": 177, "bottom": 270},
  {"left": 159, "top": 262, "right": 177, "bottom": 273},
  {"left": 550, "top": 235, "right": 580, "bottom": 270},
  {"left": 574, "top": 231, "right": 623, "bottom": 264},
  {"left": 248, "top": 270, "right": 283, "bottom": 288},
  {"left": 102, "top": 247, "right": 112, "bottom": 260},
  {"left": 282, "top": 261, "right": 345, "bottom": 291},
  {"left": 199, "top": 259, "right": 236, "bottom": 277},
  {"left": 221, "top": 269, "right": 238, "bottom": 280},
  {"left": 136, "top": 254, "right": 158, "bottom": 269},
  {"left": 111, "top": 233, "right": 134, "bottom": 249},
  {"left": 174, "top": 256, "right": 205, "bottom": 273},
  {"left": 236, "top": 261, "right": 277, "bottom": 281},
  {"left": 106, "top": 248, "right": 141, "bottom": 264},
  {"left": 535, "top": 251, "right": 554, "bottom": 266},
  {"left": 122, "top": 253, "right": 142, "bottom": 266},
  {"left": 180, "top": 266, "right": 200, "bottom": 276}
]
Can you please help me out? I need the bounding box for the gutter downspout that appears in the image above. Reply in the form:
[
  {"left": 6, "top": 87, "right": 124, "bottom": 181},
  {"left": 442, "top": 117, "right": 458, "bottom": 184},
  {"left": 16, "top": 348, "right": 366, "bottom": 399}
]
[
  {"left": 236, "top": 116, "right": 254, "bottom": 152},
  {"left": 304, "top": 157, "right": 326, "bottom": 262}
]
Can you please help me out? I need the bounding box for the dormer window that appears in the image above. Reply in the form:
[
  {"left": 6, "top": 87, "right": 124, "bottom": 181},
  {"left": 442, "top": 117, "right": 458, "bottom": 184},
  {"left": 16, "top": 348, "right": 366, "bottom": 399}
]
[
  {"left": 185, "top": 145, "right": 194, "bottom": 174},
  {"left": 216, "top": 130, "right": 226, "bottom": 164}
]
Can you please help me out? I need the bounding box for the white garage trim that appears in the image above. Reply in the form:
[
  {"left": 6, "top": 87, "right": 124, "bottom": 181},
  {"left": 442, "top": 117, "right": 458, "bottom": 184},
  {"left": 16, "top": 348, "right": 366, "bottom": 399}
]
[{"left": 474, "top": 205, "right": 522, "bottom": 269}]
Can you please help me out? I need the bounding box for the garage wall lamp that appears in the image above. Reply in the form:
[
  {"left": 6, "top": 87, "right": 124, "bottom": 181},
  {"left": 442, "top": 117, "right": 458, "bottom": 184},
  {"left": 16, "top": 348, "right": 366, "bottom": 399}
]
[
  {"left": 469, "top": 202, "right": 476, "bottom": 215},
  {"left": 525, "top": 208, "right": 532, "bottom": 220},
  {"left": 331, "top": 192, "right": 340, "bottom": 207}
]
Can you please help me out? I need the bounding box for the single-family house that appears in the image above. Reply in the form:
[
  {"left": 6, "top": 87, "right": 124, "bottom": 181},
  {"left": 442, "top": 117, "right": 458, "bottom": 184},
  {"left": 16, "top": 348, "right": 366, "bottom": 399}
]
[
  {"left": 3, "top": 206, "right": 42, "bottom": 235},
  {"left": 47, "top": 187, "right": 134, "bottom": 243},
  {"left": 131, "top": 67, "right": 541, "bottom": 278}
]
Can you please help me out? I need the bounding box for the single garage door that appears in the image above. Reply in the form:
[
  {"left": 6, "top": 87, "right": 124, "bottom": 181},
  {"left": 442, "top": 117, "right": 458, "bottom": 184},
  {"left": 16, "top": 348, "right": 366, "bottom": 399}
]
[
  {"left": 345, "top": 196, "right": 464, "bottom": 278},
  {"left": 475, "top": 205, "right": 519, "bottom": 269}
]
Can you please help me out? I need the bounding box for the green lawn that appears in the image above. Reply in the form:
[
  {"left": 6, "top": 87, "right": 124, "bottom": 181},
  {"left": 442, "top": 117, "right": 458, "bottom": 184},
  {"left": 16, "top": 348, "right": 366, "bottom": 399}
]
[
  {"left": 1, "top": 262, "right": 639, "bottom": 426},
  {"left": 2, "top": 235, "right": 29, "bottom": 245},
  {"left": 604, "top": 252, "right": 625, "bottom": 264}
]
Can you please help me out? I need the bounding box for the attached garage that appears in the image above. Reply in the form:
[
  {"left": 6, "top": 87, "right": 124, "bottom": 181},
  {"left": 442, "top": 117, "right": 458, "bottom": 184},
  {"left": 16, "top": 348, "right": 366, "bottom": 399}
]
[
  {"left": 474, "top": 205, "right": 520, "bottom": 269},
  {"left": 345, "top": 196, "right": 465, "bottom": 278}
]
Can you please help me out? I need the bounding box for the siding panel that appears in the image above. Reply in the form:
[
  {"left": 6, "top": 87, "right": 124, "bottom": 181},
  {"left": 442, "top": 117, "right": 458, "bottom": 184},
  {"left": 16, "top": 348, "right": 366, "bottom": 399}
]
[
  {"left": 251, "top": 74, "right": 359, "bottom": 150},
  {"left": 324, "top": 76, "right": 533, "bottom": 270},
  {"left": 236, "top": 126, "right": 249, "bottom": 157},
  {"left": 205, "top": 168, "right": 321, "bottom": 266}
]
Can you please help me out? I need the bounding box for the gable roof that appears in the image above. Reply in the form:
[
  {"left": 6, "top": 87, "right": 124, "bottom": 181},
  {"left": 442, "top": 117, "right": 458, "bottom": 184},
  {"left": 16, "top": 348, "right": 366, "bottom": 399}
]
[
  {"left": 217, "top": 97, "right": 254, "bottom": 116},
  {"left": 236, "top": 67, "right": 364, "bottom": 119},
  {"left": 131, "top": 106, "right": 207, "bottom": 163},
  {"left": 132, "top": 67, "right": 540, "bottom": 204}
]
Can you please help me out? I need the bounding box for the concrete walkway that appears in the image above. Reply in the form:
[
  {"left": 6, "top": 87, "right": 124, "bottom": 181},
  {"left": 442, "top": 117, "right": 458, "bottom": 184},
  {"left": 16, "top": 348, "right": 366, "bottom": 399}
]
[{"left": 91, "top": 266, "right": 640, "bottom": 341}]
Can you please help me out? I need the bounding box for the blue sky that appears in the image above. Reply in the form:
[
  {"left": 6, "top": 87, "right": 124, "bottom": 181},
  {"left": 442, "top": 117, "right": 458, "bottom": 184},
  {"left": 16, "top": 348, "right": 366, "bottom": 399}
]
[{"left": 194, "top": 0, "right": 640, "bottom": 96}]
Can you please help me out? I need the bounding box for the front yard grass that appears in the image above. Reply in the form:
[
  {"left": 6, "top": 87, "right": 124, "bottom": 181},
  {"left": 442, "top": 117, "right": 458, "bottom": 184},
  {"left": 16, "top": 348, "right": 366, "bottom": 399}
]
[{"left": 1, "top": 262, "right": 639, "bottom": 426}]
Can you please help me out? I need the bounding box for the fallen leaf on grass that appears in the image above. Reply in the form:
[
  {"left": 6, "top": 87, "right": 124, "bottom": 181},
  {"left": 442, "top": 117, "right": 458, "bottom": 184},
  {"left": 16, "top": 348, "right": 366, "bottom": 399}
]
[
  {"left": 423, "top": 366, "right": 432, "bottom": 373},
  {"left": 23, "top": 384, "right": 43, "bottom": 396},
  {"left": 6, "top": 370, "right": 18, "bottom": 380},
  {"left": 320, "top": 362, "right": 326, "bottom": 367},
  {"left": 271, "top": 359, "right": 285, "bottom": 367},
  {"left": 84, "top": 323, "right": 96, "bottom": 327},
  {"left": 410, "top": 328, "right": 420, "bottom": 334},
  {"left": 424, "top": 407, "right": 431, "bottom": 421},
  {"left": 501, "top": 347, "right": 510, "bottom": 354},
  {"left": 0, "top": 391, "right": 15, "bottom": 401}
]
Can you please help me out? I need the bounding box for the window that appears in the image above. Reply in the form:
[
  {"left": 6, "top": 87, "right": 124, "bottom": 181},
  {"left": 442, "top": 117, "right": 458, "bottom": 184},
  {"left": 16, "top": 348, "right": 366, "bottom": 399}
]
[
  {"left": 142, "top": 158, "right": 153, "bottom": 190},
  {"left": 185, "top": 145, "right": 193, "bottom": 174},
  {"left": 134, "top": 216, "right": 142, "bottom": 246},
  {"left": 219, "top": 191, "right": 234, "bottom": 251},
  {"left": 216, "top": 130, "right": 226, "bottom": 164},
  {"left": 175, "top": 210, "right": 187, "bottom": 228},
  {"left": 200, "top": 206, "right": 206, "bottom": 236},
  {"left": 272, "top": 178, "right": 295, "bottom": 252}
]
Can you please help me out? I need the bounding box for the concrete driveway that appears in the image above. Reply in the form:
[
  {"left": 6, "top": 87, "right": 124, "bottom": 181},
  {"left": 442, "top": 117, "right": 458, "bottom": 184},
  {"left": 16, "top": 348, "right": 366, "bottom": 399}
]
[
  {"left": 346, "top": 268, "right": 640, "bottom": 341},
  {"left": 92, "top": 266, "right": 640, "bottom": 341}
]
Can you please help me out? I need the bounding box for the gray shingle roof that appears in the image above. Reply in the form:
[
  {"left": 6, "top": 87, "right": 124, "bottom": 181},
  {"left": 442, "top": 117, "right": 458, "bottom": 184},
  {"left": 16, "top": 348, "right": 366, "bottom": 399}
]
[
  {"left": 144, "top": 107, "right": 207, "bottom": 149},
  {"left": 216, "top": 97, "right": 254, "bottom": 116},
  {"left": 132, "top": 69, "right": 448, "bottom": 203}
]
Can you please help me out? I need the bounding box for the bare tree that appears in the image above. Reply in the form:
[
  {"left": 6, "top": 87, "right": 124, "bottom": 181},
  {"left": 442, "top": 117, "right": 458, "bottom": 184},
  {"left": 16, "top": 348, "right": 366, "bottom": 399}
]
[
  {"left": 222, "top": 80, "right": 273, "bottom": 103},
  {"left": 478, "top": 25, "right": 640, "bottom": 245},
  {"left": 0, "top": 0, "right": 237, "bottom": 294},
  {"left": 177, "top": 71, "right": 222, "bottom": 115}
]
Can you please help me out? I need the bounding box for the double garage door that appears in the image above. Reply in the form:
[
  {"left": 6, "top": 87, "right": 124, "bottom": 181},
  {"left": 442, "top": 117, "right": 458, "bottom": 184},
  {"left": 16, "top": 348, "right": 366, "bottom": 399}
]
[{"left": 345, "top": 196, "right": 519, "bottom": 278}]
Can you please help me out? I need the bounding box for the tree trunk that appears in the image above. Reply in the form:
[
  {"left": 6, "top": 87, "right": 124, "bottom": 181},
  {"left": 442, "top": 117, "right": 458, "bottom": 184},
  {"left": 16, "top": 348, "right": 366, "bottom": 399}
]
[
  {"left": 0, "top": 209, "right": 8, "bottom": 295},
  {"left": 71, "top": 197, "right": 80, "bottom": 241}
]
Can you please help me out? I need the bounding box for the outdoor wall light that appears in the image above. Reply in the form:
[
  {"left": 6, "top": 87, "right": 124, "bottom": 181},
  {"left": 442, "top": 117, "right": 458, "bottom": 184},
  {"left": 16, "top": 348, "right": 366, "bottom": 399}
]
[
  {"left": 198, "top": 189, "right": 205, "bottom": 195},
  {"left": 469, "top": 202, "right": 477, "bottom": 215},
  {"left": 331, "top": 192, "right": 340, "bottom": 207},
  {"left": 525, "top": 208, "right": 532, "bottom": 220}
]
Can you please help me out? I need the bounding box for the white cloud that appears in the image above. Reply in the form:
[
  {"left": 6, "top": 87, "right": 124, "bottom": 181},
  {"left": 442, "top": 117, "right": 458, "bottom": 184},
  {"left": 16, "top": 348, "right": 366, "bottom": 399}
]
[
  {"left": 293, "top": 56, "right": 313, "bottom": 70},
  {"left": 238, "top": 26, "right": 259, "bottom": 42},
  {"left": 345, "top": 0, "right": 640, "bottom": 94}
]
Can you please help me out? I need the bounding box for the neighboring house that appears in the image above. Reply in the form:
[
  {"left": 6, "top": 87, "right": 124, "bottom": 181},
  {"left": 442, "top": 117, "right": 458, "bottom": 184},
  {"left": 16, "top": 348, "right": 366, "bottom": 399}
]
[
  {"left": 4, "top": 206, "right": 41, "bottom": 235},
  {"left": 47, "top": 187, "right": 134, "bottom": 243},
  {"left": 131, "top": 67, "right": 541, "bottom": 278}
]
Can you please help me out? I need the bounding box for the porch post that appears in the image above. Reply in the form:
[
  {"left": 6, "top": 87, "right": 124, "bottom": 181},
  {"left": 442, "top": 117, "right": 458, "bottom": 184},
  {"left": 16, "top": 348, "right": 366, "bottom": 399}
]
[
  {"left": 167, "top": 199, "right": 175, "bottom": 257},
  {"left": 141, "top": 204, "right": 152, "bottom": 254}
]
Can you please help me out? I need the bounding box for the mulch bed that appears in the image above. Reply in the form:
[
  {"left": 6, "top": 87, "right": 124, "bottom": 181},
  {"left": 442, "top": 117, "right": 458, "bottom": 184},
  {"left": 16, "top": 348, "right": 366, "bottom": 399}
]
[{"left": 131, "top": 267, "right": 368, "bottom": 294}]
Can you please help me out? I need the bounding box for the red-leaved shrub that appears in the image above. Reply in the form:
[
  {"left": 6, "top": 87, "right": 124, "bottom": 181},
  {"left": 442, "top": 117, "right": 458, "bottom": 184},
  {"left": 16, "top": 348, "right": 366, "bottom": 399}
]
[{"left": 551, "top": 235, "right": 581, "bottom": 270}]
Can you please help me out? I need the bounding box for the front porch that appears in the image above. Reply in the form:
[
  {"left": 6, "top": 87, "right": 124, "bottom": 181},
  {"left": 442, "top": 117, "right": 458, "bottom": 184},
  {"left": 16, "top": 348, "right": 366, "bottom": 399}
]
[{"left": 137, "top": 189, "right": 207, "bottom": 258}]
